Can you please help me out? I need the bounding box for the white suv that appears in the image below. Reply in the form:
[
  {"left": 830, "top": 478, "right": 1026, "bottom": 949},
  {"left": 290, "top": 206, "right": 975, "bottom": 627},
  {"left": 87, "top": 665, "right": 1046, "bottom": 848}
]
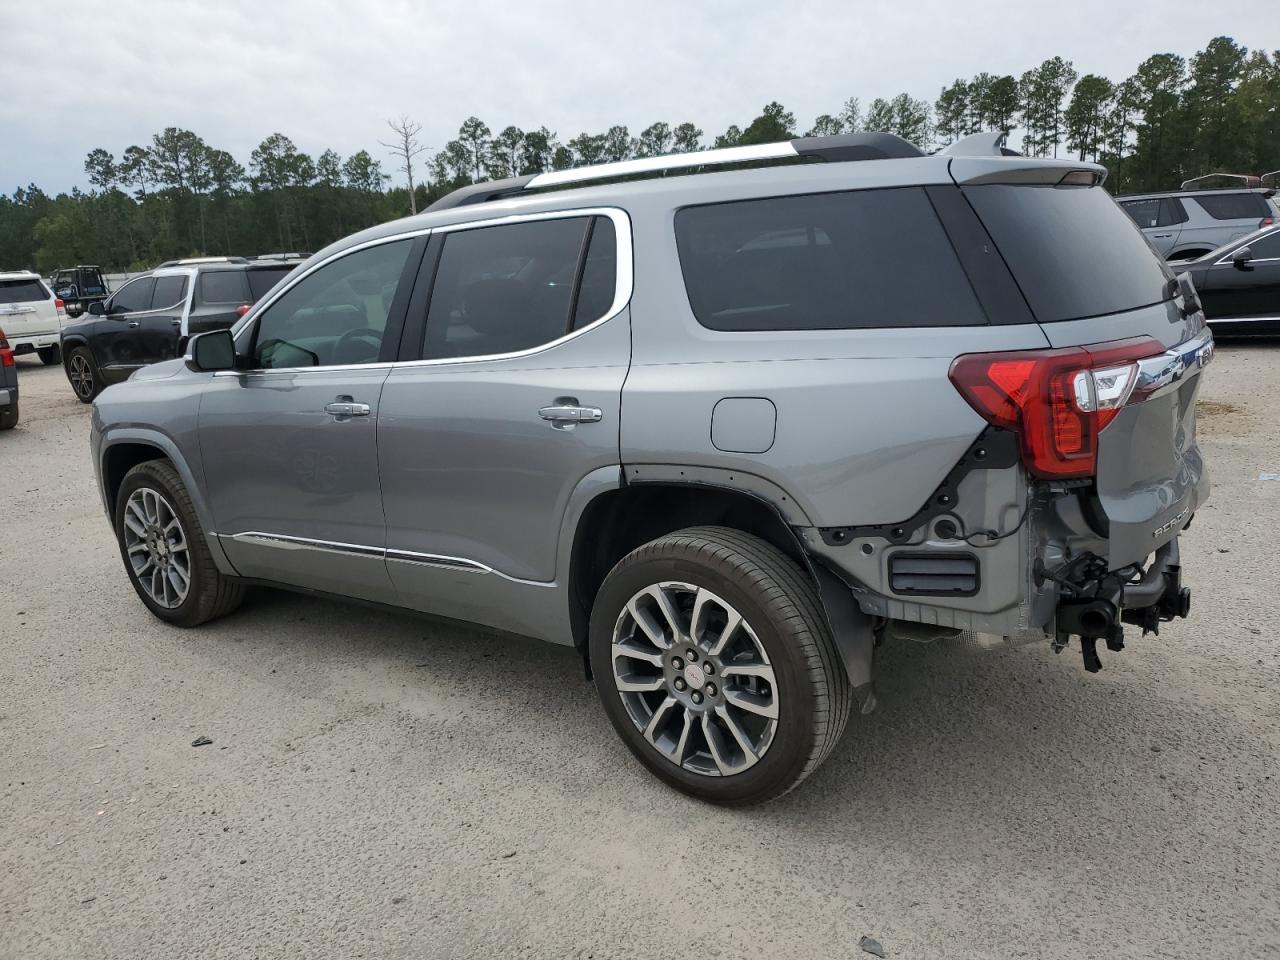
[{"left": 0, "top": 271, "right": 68, "bottom": 364}]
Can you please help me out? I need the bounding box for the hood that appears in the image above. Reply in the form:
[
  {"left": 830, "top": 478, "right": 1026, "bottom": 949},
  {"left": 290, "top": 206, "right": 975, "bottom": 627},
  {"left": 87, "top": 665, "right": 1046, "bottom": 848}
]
[{"left": 129, "top": 358, "right": 186, "bottom": 382}]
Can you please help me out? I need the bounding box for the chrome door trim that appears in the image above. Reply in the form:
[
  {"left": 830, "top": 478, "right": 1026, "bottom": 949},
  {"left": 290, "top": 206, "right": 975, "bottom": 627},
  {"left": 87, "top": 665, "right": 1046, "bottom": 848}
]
[
  {"left": 217, "top": 531, "right": 491, "bottom": 574},
  {"left": 1207, "top": 314, "right": 1280, "bottom": 324}
]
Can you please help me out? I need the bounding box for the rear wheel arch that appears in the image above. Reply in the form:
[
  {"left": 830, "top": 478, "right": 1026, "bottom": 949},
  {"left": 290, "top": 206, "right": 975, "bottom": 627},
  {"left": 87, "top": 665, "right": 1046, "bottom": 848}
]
[{"left": 567, "top": 481, "right": 809, "bottom": 654}]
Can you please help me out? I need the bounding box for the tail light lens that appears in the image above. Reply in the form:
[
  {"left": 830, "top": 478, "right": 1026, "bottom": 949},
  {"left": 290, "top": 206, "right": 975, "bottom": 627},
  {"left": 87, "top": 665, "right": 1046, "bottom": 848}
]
[
  {"left": 949, "top": 337, "right": 1161, "bottom": 478},
  {"left": 0, "top": 327, "right": 13, "bottom": 367},
  {"left": 55, "top": 297, "right": 67, "bottom": 318},
  {"left": 235, "top": 304, "right": 251, "bottom": 318},
  {"left": 1261, "top": 217, "right": 1275, "bottom": 229}
]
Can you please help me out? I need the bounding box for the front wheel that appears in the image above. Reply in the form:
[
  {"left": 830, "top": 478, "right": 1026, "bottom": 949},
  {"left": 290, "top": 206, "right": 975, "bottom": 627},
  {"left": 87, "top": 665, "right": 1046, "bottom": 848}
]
[
  {"left": 66, "top": 346, "right": 100, "bottom": 403},
  {"left": 37, "top": 345, "right": 61, "bottom": 365},
  {"left": 115, "top": 460, "right": 244, "bottom": 626},
  {"left": 589, "top": 526, "right": 851, "bottom": 805}
]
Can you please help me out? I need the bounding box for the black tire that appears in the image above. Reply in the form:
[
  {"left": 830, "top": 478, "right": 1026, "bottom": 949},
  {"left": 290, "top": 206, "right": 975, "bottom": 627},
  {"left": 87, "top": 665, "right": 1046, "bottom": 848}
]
[
  {"left": 0, "top": 400, "right": 16, "bottom": 431},
  {"left": 66, "top": 345, "right": 100, "bottom": 403},
  {"left": 37, "top": 345, "right": 61, "bottom": 365},
  {"left": 589, "top": 526, "right": 851, "bottom": 805},
  {"left": 114, "top": 459, "right": 244, "bottom": 626}
]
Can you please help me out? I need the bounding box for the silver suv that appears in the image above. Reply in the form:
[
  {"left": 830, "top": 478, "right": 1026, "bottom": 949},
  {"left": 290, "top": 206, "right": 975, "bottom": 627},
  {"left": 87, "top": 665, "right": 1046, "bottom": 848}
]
[
  {"left": 1117, "top": 187, "right": 1278, "bottom": 261},
  {"left": 90, "top": 131, "right": 1212, "bottom": 804}
]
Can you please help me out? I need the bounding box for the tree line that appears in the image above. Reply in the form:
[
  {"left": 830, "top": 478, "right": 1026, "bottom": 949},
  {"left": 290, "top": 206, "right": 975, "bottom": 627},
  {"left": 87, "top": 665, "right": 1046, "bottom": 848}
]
[{"left": 1, "top": 35, "right": 1275, "bottom": 274}]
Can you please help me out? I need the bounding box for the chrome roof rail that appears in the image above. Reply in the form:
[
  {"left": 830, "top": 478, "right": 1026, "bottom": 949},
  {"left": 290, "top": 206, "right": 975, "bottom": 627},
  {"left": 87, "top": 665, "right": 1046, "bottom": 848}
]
[{"left": 426, "top": 132, "right": 927, "bottom": 212}]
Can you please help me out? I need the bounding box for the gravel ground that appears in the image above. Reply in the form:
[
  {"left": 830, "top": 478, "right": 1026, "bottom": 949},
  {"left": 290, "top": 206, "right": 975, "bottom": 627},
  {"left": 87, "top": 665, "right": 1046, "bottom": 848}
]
[{"left": 1, "top": 345, "right": 1277, "bottom": 960}]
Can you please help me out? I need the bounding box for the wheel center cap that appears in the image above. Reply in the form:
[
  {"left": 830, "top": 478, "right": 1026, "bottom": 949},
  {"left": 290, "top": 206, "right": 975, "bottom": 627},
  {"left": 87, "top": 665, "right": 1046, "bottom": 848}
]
[{"left": 683, "top": 662, "right": 706, "bottom": 689}]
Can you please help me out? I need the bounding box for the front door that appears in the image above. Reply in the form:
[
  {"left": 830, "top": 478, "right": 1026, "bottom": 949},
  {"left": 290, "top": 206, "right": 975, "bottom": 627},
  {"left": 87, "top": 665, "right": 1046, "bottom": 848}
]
[
  {"left": 378, "top": 211, "right": 630, "bottom": 641},
  {"left": 94, "top": 275, "right": 156, "bottom": 383},
  {"left": 199, "top": 237, "right": 420, "bottom": 603}
]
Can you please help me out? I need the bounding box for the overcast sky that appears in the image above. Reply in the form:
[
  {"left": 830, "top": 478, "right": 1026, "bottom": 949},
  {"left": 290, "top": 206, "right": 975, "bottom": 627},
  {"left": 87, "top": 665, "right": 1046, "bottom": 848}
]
[{"left": 2, "top": 0, "right": 1277, "bottom": 194}]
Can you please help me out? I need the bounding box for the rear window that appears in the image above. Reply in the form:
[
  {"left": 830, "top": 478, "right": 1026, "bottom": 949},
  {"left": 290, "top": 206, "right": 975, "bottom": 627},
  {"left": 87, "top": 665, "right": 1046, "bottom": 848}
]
[
  {"left": 200, "top": 271, "right": 248, "bottom": 304},
  {"left": 1192, "top": 192, "right": 1271, "bottom": 221},
  {"left": 964, "top": 185, "right": 1173, "bottom": 323},
  {"left": 674, "top": 187, "right": 986, "bottom": 330},
  {"left": 0, "top": 278, "right": 50, "bottom": 304},
  {"left": 246, "top": 266, "right": 295, "bottom": 301}
]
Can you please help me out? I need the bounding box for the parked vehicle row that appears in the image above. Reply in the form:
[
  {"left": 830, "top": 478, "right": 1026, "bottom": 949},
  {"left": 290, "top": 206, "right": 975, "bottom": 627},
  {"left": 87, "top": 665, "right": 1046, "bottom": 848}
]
[
  {"left": 1118, "top": 186, "right": 1277, "bottom": 262},
  {"left": 89, "top": 130, "right": 1211, "bottom": 803},
  {"left": 60, "top": 256, "right": 298, "bottom": 402}
]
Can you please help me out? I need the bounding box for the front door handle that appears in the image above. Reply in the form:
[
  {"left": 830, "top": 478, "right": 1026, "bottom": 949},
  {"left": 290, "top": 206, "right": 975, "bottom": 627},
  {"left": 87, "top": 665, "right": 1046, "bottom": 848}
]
[
  {"left": 324, "top": 395, "right": 371, "bottom": 419},
  {"left": 539, "top": 401, "right": 603, "bottom": 426},
  {"left": 127, "top": 320, "right": 140, "bottom": 328}
]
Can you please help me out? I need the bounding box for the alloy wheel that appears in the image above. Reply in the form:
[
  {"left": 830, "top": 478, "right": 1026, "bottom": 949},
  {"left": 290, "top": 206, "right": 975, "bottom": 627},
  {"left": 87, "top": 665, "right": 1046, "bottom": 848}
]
[
  {"left": 611, "top": 581, "right": 778, "bottom": 776},
  {"left": 69, "top": 354, "right": 94, "bottom": 399},
  {"left": 122, "top": 487, "right": 191, "bottom": 609}
]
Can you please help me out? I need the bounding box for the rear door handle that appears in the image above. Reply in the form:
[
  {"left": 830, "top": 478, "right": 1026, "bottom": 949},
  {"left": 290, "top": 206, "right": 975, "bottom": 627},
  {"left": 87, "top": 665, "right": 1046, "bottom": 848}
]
[
  {"left": 539, "top": 402, "right": 603, "bottom": 425},
  {"left": 170, "top": 319, "right": 181, "bottom": 327},
  {"left": 1153, "top": 233, "right": 1173, "bottom": 239},
  {"left": 127, "top": 320, "right": 140, "bottom": 328},
  {"left": 324, "top": 395, "right": 371, "bottom": 419}
]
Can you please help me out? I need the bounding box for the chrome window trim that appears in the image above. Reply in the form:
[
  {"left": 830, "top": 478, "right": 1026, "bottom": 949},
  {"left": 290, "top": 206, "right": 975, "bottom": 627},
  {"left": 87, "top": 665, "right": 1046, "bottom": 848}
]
[{"left": 393, "top": 206, "right": 633, "bottom": 369}]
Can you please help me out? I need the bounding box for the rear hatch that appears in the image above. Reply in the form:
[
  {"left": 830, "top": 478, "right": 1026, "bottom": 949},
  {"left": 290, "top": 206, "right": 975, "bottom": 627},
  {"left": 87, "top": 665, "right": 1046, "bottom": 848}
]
[
  {"left": 954, "top": 162, "right": 1210, "bottom": 569},
  {"left": 0, "top": 275, "right": 61, "bottom": 340}
]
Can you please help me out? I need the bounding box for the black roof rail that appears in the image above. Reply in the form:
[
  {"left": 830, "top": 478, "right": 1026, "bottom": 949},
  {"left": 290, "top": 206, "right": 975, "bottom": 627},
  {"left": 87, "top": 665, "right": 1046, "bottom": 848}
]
[{"left": 426, "top": 132, "right": 933, "bottom": 212}]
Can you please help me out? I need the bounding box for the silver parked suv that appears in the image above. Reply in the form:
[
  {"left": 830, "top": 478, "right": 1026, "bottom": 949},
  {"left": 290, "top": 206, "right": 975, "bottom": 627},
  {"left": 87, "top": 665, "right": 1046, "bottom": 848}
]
[
  {"left": 1117, "top": 187, "right": 1278, "bottom": 261},
  {"left": 90, "top": 131, "right": 1212, "bottom": 804}
]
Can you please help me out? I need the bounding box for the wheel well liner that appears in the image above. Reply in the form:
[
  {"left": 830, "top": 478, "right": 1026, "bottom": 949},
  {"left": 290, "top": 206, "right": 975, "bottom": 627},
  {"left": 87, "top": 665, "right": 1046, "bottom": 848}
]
[
  {"left": 567, "top": 482, "right": 805, "bottom": 651},
  {"left": 102, "top": 442, "right": 169, "bottom": 513}
]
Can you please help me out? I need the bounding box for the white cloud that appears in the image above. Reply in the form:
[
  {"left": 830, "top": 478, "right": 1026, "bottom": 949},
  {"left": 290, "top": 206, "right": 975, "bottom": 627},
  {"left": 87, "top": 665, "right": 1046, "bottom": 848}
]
[{"left": 1, "top": 0, "right": 1276, "bottom": 192}]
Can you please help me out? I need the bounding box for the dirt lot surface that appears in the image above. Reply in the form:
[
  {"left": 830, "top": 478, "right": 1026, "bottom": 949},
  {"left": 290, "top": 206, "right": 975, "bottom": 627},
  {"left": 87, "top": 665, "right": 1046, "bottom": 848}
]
[{"left": 2, "top": 344, "right": 1277, "bottom": 959}]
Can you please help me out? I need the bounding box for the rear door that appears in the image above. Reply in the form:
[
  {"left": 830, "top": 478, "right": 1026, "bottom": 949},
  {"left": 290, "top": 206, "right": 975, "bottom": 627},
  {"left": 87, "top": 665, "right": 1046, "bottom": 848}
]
[
  {"left": 960, "top": 174, "right": 1208, "bottom": 568},
  {"left": 188, "top": 269, "right": 251, "bottom": 336},
  {"left": 1120, "top": 198, "right": 1180, "bottom": 256},
  {"left": 377, "top": 211, "right": 630, "bottom": 638}
]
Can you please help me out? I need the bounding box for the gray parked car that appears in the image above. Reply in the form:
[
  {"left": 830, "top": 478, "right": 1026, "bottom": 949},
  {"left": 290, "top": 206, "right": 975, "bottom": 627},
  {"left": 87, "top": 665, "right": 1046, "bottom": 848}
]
[
  {"left": 0, "top": 324, "right": 18, "bottom": 429},
  {"left": 89, "top": 131, "right": 1212, "bottom": 804},
  {"left": 1117, "top": 187, "right": 1277, "bottom": 261}
]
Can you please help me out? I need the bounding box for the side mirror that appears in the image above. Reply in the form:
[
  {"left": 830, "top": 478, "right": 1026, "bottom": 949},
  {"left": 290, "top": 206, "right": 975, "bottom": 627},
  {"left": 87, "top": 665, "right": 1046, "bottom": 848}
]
[
  {"left": 1232, "top": 246, "right": 1253, "bottom": 270},
  {"left": 86, "top": 301, "right": 106, "bottom": 316},
  {"left": 187, "top": 329, "right": 237, "bottom": 372}
]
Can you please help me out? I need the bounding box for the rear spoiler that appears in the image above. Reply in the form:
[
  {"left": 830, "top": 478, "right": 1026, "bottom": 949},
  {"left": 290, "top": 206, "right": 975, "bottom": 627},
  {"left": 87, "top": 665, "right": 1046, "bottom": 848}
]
[{"left": 942, "top": 131, "right": 1022, "bottom": 158}]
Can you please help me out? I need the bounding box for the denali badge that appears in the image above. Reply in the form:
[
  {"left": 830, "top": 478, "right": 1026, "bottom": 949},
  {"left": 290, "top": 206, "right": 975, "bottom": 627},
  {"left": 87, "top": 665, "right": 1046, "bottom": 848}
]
[{"left": 1153, "top": 508, "right": 1188, "bottom": 538}]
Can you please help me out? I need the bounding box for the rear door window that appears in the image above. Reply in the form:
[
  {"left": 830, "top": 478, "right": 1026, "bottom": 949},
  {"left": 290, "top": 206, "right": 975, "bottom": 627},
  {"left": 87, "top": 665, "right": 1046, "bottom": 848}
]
[
  {"left": 200, "top": 271, "right": 248, "bottom": 304},
  {"left": 573, "top": 217, "right": 617, "bottom": 329},
  {"left": 0, "top": 278, "right": 50, "bottom": 304},
  {"left": 1121, "top": 199, "right": 1161, "bottom": 228},
  {"left": 963, "top": 185, "right": 1173, "bottom": 323},
  {"left": 674, "top": 187, "right": 987, "bottom": 330},
  {"left": 1160, "top": 198, "right": 1189, "bottom": 226},
  {"left": 151, "top": 275, "right": 188, "bottom": 309},
  {"left": 1192, "top": 193, "right": 1271, "bottom": 221},
  {"left": 422, "top": 216, "right": 596, "bottom": 359}
]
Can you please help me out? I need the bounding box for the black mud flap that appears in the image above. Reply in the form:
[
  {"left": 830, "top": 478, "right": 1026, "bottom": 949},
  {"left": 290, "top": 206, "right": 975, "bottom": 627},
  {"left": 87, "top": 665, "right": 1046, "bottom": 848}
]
[{"left": 810, "top": 563, "right": 879, "bottom": 715}]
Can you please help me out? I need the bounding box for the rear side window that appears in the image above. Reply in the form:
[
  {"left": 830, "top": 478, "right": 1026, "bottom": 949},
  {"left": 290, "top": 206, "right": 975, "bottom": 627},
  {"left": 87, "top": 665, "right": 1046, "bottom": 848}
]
[
  {"left": 246, "top": 266, "right": 295, "bottom": 301},
  {"left": 0, "top": 278, "right": 50, "bottom": 303},
  {"left": 151, "top": 275, "right": 188, "bottom": 309},
  {"left": 422, "top": 216, "right": 595, "bottom": 360},
  {"left": 964, "top": 185, "right": 1173, "bottom": 323},
  {"left": 200, "top": 271, "right": 248, "bottom": 304},
  {"left": 674, "top": 187, "right": 987, "bottom": 330},
  {"left": 1192, "top": 193, "right": 1271, "bottom": 221}
]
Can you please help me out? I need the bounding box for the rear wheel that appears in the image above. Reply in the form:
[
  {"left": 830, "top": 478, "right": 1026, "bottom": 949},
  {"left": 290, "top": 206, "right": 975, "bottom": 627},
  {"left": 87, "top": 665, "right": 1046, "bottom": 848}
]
[
  {"left": 589, "top": 526, "right": 851, "bottom": 805},
  {"left": 115, "top": 460, "right": 243, "bottom": 626},
  {"left": 0, "top": 400, "right": 17, "bottom": 431},
  {"left": 66, "top": 346, "right": 100, "bottom": 403},
  {"left": 37, "top": 345, "right": 60, "bottom": 365}
]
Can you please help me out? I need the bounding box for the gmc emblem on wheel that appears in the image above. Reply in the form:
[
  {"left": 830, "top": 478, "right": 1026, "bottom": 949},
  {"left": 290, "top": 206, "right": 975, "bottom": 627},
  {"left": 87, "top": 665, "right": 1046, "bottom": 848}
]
[{"left": 1154, "top": 509, "right": 1188, "bottom": 538}]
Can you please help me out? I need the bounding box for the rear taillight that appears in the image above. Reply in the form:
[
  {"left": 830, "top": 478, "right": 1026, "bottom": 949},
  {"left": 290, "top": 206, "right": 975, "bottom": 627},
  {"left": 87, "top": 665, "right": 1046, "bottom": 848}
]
[
  {"left": 0, "top": 327, "right": 13, "bottom": 367},
  {"left": 55, "top": 297, "right": 67, "bottom": 319},
  {"left": 235, "top": 304, "right": 251, "bottom": 318},
  {"left": 949, "top": 337, "right": 1161, "bottom": 479},
  {"left": 1261, "top": 217, "right": 1275, "bottom": 229}
]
